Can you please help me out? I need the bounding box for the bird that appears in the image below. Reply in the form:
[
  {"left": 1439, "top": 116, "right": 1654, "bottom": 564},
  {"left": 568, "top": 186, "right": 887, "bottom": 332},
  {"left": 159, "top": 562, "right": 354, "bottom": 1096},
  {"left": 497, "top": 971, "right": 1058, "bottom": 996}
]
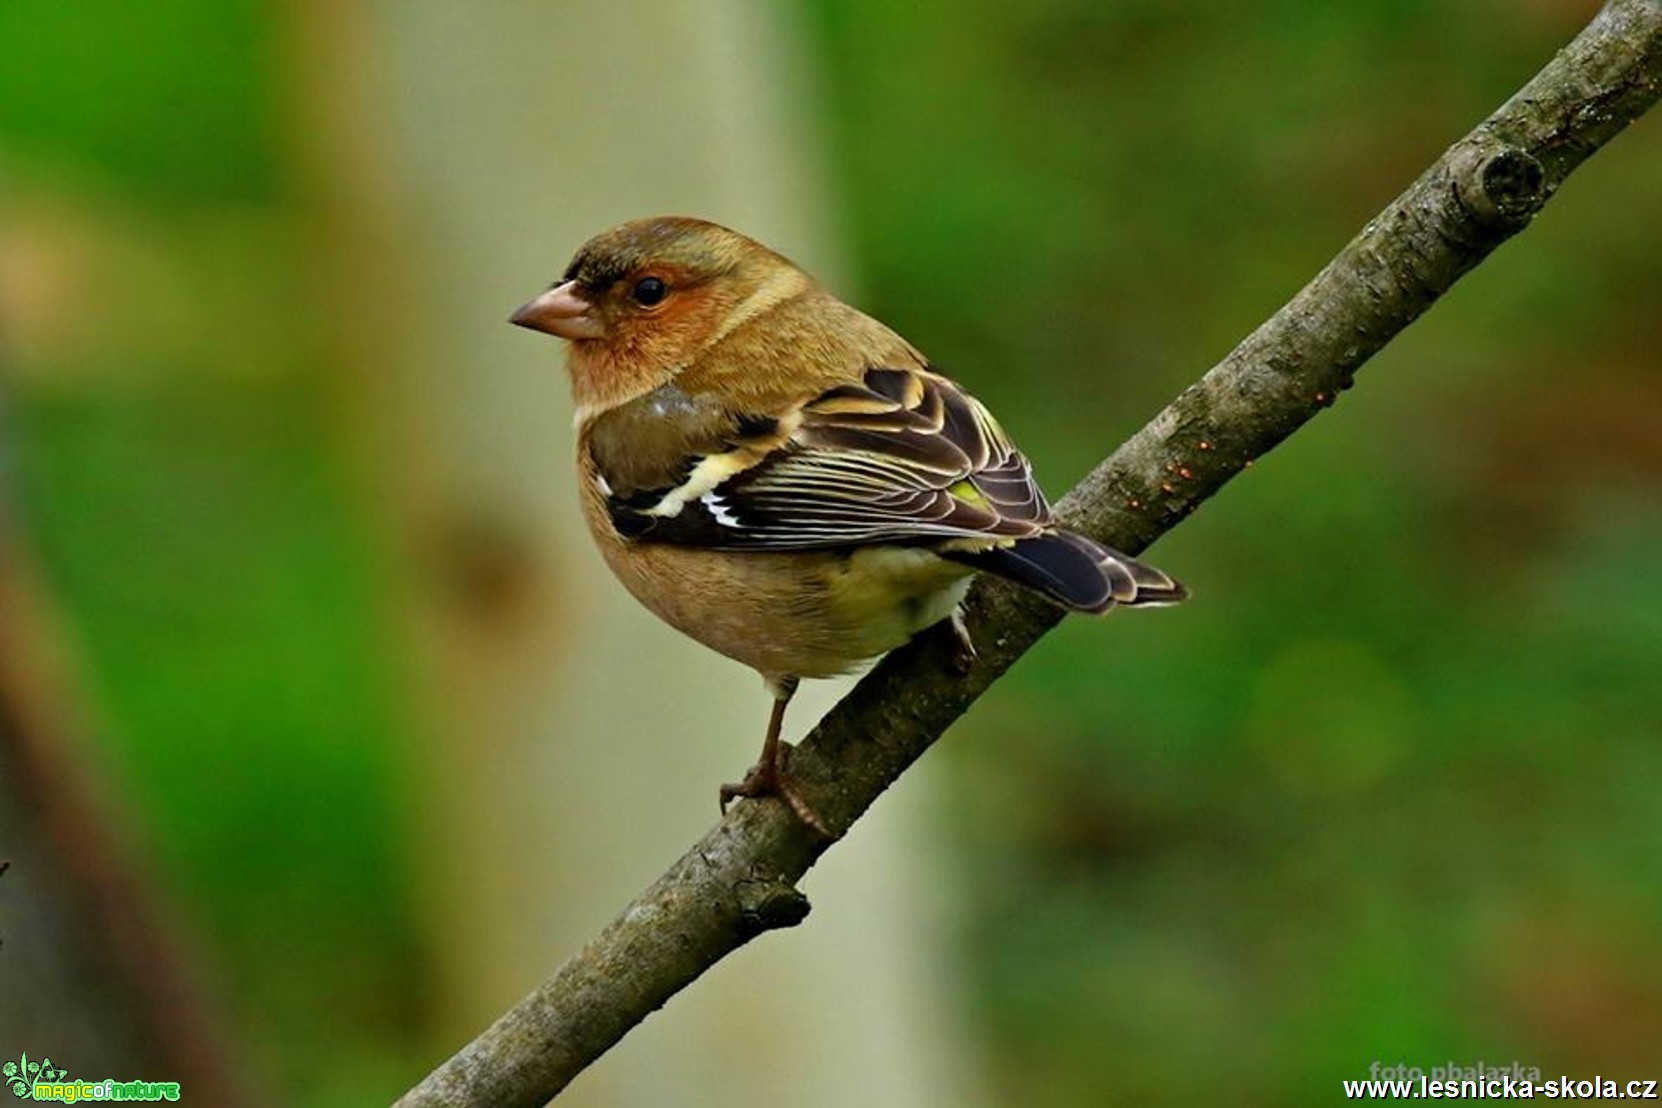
[{"left": 510, "top": 216, "right": 1186, "bottom": 836}]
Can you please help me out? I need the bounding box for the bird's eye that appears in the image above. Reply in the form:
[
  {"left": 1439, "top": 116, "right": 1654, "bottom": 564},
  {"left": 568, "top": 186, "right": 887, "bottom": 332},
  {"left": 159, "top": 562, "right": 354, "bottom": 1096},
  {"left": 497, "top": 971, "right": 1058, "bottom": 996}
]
[{"left": 631, "top": 276, "right": 668, "bottom": 307}]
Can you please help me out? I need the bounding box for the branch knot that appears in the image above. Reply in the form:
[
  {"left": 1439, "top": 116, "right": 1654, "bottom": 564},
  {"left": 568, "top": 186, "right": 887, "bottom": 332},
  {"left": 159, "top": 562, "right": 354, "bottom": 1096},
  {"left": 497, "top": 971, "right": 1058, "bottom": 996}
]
[
  {"left": 734, "top": 872, "right": 811, "bottom": 937},
  {"left": 1452, "top": 142, "right": 1547, "bottom": 230}
]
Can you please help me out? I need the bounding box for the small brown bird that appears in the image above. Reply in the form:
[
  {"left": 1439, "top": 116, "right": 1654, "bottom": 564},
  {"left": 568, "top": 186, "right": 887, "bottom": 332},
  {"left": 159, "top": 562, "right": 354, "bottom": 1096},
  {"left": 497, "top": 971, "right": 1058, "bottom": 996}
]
[{"left": 512, "top": 217, "right": 1185, "bottom": 835}]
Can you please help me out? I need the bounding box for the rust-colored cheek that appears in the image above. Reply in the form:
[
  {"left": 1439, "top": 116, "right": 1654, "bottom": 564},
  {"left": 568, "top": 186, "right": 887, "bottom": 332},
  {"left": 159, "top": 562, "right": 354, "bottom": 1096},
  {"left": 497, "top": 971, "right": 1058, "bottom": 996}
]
[
  {"left": 568, "top": 287, "right": 735, "bottom": 414},
  {"left": 644, "top": 290, "right": 732, "bottom": 361}
]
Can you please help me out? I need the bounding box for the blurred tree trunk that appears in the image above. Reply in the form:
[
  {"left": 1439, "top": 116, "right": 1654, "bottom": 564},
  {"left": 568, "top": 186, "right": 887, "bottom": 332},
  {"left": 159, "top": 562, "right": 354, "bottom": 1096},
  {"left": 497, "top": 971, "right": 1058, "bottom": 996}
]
[
  {"left": 0, "top": 511, "right": 249, "bottom": 1105},
  {"left": 288, "top": 3, "right": 984, "bottom": 1105}
]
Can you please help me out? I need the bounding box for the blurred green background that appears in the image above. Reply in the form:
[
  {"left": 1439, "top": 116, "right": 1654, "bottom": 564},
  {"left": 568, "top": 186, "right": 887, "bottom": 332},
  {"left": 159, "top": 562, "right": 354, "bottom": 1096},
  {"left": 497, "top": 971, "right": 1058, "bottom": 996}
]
[{"left": 2, "top": 1, "right": 1658, "bottom": 1105}]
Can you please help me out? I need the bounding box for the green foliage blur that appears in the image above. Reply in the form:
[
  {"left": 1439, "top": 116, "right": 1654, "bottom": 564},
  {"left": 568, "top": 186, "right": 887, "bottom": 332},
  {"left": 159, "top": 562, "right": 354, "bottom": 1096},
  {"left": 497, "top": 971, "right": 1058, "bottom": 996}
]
[
  {"left": 806, "top": 0, "right": 1662, "bottom": 1101},
  {"left": 1, "top": 3, "right": 420, "bottom": 1104},
  {"left": 3, "top": 1, "right": 1658, "bottom": 1105}
]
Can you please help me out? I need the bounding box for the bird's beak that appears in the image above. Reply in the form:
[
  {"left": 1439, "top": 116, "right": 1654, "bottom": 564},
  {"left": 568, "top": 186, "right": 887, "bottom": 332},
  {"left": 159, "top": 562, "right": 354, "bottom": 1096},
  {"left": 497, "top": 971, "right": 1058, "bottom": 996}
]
[{"left": 509, "top": 280, "right": 604, "bottom": 340}]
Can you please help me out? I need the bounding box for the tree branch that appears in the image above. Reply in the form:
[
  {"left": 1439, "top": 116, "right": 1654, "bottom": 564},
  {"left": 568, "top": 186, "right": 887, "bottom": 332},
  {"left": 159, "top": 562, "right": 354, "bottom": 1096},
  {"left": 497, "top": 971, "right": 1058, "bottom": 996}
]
[{"left": 397, "top": 3, "right": 1662, "bottom": 1104}]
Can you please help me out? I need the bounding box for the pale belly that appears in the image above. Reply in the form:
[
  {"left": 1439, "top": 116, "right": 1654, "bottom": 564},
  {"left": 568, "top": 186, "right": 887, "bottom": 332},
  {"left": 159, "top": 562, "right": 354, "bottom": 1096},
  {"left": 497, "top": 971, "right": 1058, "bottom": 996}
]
[{"left": 596, "top": 536, "right": 973, "bottom": 684}]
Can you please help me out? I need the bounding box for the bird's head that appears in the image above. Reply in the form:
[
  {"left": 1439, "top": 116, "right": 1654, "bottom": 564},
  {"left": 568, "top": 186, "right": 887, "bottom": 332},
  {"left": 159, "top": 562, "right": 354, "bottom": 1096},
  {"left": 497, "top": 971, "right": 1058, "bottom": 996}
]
[{"left": 511, "top": 216, "right": 813, "bottom": 416}]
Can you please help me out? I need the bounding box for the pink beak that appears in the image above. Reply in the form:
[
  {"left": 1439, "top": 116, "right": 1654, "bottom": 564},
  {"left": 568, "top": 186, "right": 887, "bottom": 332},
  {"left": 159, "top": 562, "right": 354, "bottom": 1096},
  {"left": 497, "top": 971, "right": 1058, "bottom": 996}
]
[{"left": 509, "top": 280, "right": 604, "bottom": 340}]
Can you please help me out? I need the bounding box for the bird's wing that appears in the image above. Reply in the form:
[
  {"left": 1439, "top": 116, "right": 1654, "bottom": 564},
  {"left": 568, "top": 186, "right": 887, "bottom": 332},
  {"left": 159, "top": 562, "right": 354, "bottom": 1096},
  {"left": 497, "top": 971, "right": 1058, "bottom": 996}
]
[{"left": 600, "top": 367, "right": 1053, "bottom": 549}]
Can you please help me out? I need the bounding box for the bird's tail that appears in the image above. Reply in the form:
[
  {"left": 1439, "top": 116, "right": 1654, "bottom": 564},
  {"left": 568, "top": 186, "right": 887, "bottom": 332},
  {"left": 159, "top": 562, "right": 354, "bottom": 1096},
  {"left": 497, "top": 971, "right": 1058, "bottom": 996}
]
[{"left": 947, "top": 530, "right": 1187, "bottom": 614}]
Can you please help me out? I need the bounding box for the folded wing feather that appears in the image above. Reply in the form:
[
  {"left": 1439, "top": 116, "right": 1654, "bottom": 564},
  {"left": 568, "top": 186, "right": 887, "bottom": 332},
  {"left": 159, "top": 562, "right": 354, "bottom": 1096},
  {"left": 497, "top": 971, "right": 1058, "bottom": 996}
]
[{"left": 601, "top": 366, "right": 1052, "bottom": 549}]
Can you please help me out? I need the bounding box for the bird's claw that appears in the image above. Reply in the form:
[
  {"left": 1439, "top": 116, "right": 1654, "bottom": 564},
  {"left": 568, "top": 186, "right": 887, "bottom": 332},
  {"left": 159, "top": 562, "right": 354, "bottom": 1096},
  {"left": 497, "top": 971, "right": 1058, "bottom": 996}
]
[
  {"left": 945, "top": 608, "right": 977, "bottom": 674},
  {"left": 719, "top": 742, "right": 836, "bottom": 839}
]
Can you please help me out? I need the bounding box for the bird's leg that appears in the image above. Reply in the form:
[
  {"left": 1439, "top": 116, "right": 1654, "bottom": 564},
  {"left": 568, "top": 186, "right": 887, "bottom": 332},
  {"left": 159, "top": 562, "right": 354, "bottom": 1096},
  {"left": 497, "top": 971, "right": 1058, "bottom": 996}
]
[
  {"left": 943, "top": 605, "right": 977, "bottom": 674},
  {"left": 719, "top": 677, "right": 834, "bottom": 838}
]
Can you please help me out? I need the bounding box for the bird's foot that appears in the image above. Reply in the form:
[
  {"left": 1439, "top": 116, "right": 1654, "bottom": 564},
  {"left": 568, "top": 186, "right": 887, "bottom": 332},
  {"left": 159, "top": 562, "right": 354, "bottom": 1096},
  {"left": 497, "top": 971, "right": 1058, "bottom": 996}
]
[
  {"left": 944, "top": 607, "right": 977, "bottom": 674},
  {"left": 719, "top": 742, "right": 836, "bottom": 839}
]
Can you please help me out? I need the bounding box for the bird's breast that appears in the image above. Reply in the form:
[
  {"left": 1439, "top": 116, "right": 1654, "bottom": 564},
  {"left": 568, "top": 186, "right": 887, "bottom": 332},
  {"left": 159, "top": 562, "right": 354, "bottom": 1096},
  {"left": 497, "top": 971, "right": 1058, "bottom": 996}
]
[{"left": 578, "top": 478, "right": 971, "bottom": 682}]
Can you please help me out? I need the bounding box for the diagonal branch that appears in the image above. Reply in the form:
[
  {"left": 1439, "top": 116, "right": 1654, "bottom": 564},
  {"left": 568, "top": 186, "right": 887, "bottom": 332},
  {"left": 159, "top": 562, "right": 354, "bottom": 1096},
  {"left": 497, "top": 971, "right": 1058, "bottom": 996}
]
[{"left": 397, "top": 3, "right": 1662, "bottom": 1104}]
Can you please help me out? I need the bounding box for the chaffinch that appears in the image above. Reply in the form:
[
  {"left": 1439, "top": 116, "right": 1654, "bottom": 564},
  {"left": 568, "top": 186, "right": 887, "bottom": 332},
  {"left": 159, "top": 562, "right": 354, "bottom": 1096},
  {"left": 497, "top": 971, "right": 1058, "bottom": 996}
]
[{"left": 511, "top": 216, "right": 1185, "bottom": 835}]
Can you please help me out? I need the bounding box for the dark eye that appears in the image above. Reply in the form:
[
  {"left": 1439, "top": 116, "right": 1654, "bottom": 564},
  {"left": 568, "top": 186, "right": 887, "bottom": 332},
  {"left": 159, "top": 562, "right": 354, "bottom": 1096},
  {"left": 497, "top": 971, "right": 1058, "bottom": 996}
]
[{"left": 631, "top": 276, "right": 668, "bottom": 307}]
